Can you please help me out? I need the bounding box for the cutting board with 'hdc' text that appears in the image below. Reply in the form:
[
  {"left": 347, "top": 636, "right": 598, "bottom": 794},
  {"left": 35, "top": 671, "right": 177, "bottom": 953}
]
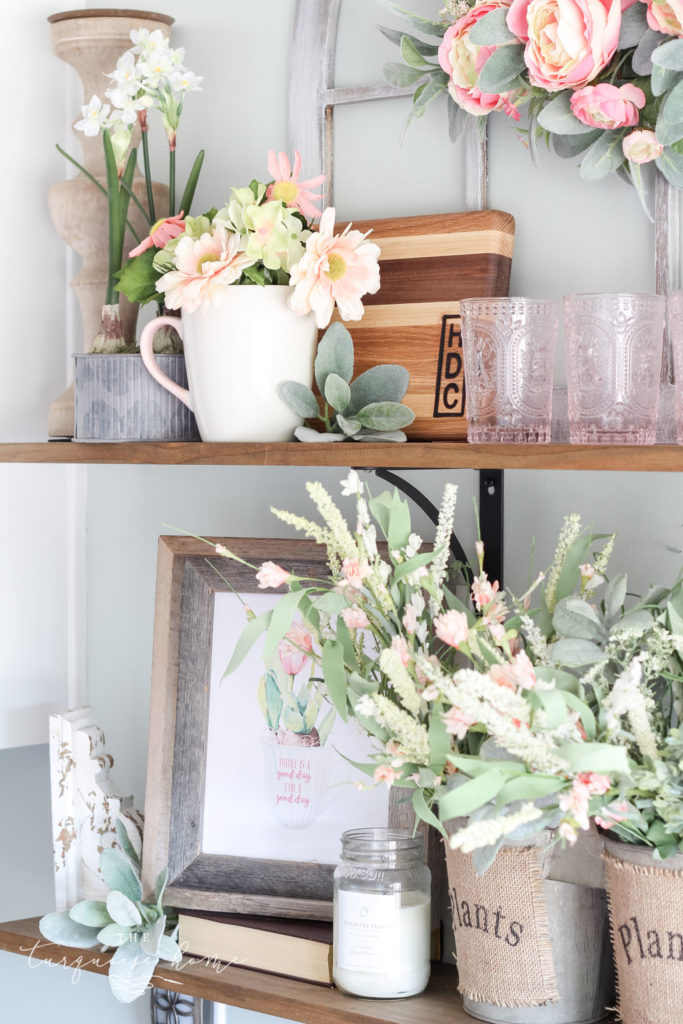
[{"left": 331, "top": 209, "right": 515, "bottom": 440}]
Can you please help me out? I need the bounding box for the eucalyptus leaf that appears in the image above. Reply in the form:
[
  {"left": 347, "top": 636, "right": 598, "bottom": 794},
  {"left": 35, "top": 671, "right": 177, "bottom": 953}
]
[
  {"left": 97, "top": 923, "right": 133, "bottom": 947},
  {"left": 580, "top": 130, "right": 626, "bottom": 180},
  {"left": 39, "top": 912, "right": 101, "bottom": 949},
  {"left": 69, "top": 900, "right": 111, "bottom": 928},
  {"left": 376, "top": 0, "right": 446, "bottom": 37},
  {"left": 604, "top": 574, "right": 627, "bottom": 623},
  {"left": 107, "top": 891, "right": 143, "bottom": 928},
  {"left": 313, "top": 591, "right": 348, "bottom": 615},
  {"left": 438, "top": 770, "right": 507, "bottom": 820},
  {"left": 383, "top": 60, "right": 428, "bottom": 87},
  {"left": 652, "top": 37, "right": 683, "bottom": 69},
  {"left": 294, "top": 426, "right": 346, "bottom": 442},
  {"left": 496, "top": 774, "right": 565, "bottom": 806},
  {"left": 652, "top": 63, "right": 680, "bottom": 96},
  {"left": 377, "top": 25, "right": 440, "bottom": 55},
  {"left": 109, "top": 940, "right": 159, "bottom": 1004},
  {"left": 656, "top": 145, "right": 683, "bottom": 185},
  {"left": 469, "top": 7, "right": 517, "bottom": 44},
  {"left": 347, "top": 364, "right": 409, "bottom": 414},
  {"left": 538, "top": 91, "right": 596, "bottom": 135},
  {"left": 555, "top": 741, "right": 629, "bottom": 775},
  {"left": 618, "top": 1, "right": 648, "bottom": 49},
  {"left": 222, "top": 609, "right": 272, "bottom": 677},
  {"left": 412, "top": 788, "right": 448, "bottom": 839},
  {"left": 551, "top": 129, "right": 602, "bottom": 158},
  {"left": 324, "top": 372, "right": 351, "bottom": 412},
  {"left": 633, "top": 27, "right": 667, "bottom": 74},
  {"left": 477, "top": 45, "right": 526, "bottom": 93},
  {"left": 263, "top": 587, "right": 310, "bottom": 660},
  {"left": 100, "top": 849, "right": 143, "bottom": 903},
  {"left": 314, "top": 322, "right": 354, "bottom": 393},
  {"left": 551, "top": 637, "right": 606, "bottom": 666},
  {"left": 354, "top": 401, "right": 415, "bottom": 430},
  {"left": 553, "top": 598, "right": 604, "bottom": 641},
  {"left": 448, "top": 96, "right": 467, "bottom": 142},
  {"left": 400, "top": 34, "right": 433, "bottom": 67},
  {"left": 348, "top": 671, "right": 381, "bottom": 695},
  {"left": 277, "top": 381, "right": 320, "bottom": 420},
  {"left": 318, "top": 705, "right": 337, "bottom": 746}
]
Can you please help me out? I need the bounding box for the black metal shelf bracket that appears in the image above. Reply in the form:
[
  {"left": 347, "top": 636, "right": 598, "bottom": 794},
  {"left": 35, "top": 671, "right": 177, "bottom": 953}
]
[{"left": 479, "top": 469, "right": 504, "bottom": 587}]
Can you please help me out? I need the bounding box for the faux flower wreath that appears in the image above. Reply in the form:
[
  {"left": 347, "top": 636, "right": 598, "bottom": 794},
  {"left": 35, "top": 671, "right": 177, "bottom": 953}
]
[
  {"left": 117, "top": 150, "right": 381, "bottom": 329},
  {"left": 380, "top": 0, "right": 683, "bottom": 207}
]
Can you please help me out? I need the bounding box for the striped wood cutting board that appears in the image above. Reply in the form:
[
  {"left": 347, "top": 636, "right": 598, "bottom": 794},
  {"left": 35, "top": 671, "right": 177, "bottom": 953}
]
[{"left": 330, "top": 209, "right": 515, "bottom": 440}]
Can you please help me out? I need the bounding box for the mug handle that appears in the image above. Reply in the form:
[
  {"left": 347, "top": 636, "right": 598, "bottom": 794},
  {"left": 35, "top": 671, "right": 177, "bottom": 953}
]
[{"left": 139, "top": 316, "right": 193, "bottom": 412}]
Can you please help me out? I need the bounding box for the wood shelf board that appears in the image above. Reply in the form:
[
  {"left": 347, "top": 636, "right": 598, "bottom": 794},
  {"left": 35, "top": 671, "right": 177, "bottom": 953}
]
[
  {"left": 1, "top": 442, "right": 682, "bottom": 471},
  {"left": 0, "top": 917, "right": 465, "bottom": 1023}
]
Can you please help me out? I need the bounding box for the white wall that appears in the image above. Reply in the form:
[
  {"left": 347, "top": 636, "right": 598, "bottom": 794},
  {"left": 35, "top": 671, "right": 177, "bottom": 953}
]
[{"left": 1, "top": 0, "right": 682, "bottom": 1022}]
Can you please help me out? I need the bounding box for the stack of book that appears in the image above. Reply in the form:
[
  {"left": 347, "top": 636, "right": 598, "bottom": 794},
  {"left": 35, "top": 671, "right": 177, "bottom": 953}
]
[{"left": 177, "top": 910, "right": 334, "bottom": 986}]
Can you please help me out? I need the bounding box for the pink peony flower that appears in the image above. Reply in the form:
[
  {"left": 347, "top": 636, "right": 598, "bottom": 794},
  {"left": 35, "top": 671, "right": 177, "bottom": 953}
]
[
  {"left": 341, "top": 605, "right": 370, "bottom": 629},
  {"left": 288, "top": 207, "right": 381, "bottom": 329},
  {"left": 442, "top": 705, "right": 477, "bottom": 739},
  {"left": 266, "top": 150, "right": 325, "bottom": 222},
  {"left": 402, "top": 604, "right": 418, "bottom": 635},
  {"left": 374, "top": 764, "right": 400, "bottom": 788},
  {"left": 256, "top": 561, "right": 290, "bottom": 589},
  {"left": 570, "top": 83, "right": 645, "bottom": 129},
  {"left": 439, "top": 2, "right": 526, "bottom": 118},
  {"left": 391, "top": 634, "right": 411, "bottom": 666},
  {"left": 579, "top": 772, "right": 611, "bottom": 796},
  {"left": 434, "top": 609, "right": 470, "bottom": 649},
  {"left": 559, "top": 778, "right": 591, "bottom": 830},
  {"left": 341, "top": 557, "right": 371, "bottom": 590},
  {"left": 641, "top": 0, "right": 683, "bottom": 33},
  {"left": 278, "top": 623, "right": 313, "bottom": 675},
  {"left": 594, "top": 799, "right": 629, "bottom": 830},
  {"left": 507, "top": 0, "right": 622, "bottom": 90},
  {"left": 471, "top": 572, "right": 500, "bottom": 610},
  {"left": 156, "top": 225, "right": 255, "bottom": 313},
  {"left": 128, "top": 212, "right": 186, "bottom": 258},
  {"left": 559, "top": 821, "right": 578, "bottom": 844},
  {"left": 623, "top": 129, "right": 664, "bottom": 163}
]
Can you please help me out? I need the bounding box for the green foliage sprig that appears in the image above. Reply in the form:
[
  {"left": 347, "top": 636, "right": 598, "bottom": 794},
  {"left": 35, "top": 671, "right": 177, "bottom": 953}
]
[
  {"left": 278, "top": 323, "right": 415, "bottom": 442},
  {"left": 39, "top": 821, "right": 180, "bottom": 1004}
]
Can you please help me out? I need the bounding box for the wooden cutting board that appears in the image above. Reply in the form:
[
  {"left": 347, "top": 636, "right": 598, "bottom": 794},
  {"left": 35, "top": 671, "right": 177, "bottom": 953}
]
[{"left": 331, "top": 210, "right": 515, "bottom": 440}]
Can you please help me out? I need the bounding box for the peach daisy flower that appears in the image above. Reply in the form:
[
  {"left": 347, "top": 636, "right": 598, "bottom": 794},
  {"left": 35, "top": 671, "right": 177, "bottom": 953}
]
[
  {"left": 266, "top": 150, "right": 325, "bottom": 221},
  {"left": 288, "top": 207, "right": 381, "bottom": 329},
  {"left": 128, "top": 212, "right": 186, "bottom": 258},
  {"left": 157, "top": 225, "right": 255, "bottom": 313}
]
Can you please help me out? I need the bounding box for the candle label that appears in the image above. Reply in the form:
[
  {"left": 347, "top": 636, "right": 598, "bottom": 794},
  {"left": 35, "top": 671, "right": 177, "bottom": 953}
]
[{"left": 335, "top": 891, "right": 400, "bottom": 972}]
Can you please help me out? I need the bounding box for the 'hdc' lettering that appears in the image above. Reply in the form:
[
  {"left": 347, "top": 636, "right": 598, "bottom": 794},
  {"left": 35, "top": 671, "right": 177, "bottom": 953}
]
[{"left": 434, "top": 315, "right": 466, "bottom": 417}]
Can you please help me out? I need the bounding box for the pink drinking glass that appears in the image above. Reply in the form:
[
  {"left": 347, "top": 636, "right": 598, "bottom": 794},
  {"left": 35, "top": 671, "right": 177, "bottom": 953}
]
[
  {"left": 563, "top": 293, "right": 665, "bottom": 445},
  {"left": 667, "top": 290, "right": 683, "bottom": 445},
  {"left": 460, "top": 297, "right": 559, "bottom": 443}
]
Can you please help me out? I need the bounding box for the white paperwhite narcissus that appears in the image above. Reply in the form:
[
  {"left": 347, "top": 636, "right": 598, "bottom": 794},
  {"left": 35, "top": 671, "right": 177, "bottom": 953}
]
[
  {"left": 169, "top": 69, "right": 203, "bottom": 94},
  {"left": 107, "top": 51, "right": 141, "bottom": 95},
  {"left": 129, "top": 27, "right": 168, "bottom": 58},
  {"left": 74, "top": 95, "right": 111, "bottom": 137}
]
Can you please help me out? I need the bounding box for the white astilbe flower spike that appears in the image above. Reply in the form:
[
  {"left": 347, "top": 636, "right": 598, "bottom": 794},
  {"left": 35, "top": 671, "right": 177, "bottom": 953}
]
[
  {"left": 269, "top": 506, "right": 331, "bottom": 548},
  {"left": 520, "top": 613, "right": 551, "bottom": 666},
  {"left": 449, "top": 803, "right": 543, "bottom": 852},
  {"left": 593, "top": 535, "right": 615, "bottom": 576},
  {"left": 545, "top": 514, "right": 582, "bottom": 612},
  {"left": 379, "top": 648, "right": 422, "bottom": 715},
  {"left": 430, "top": 484, "right": 458, "bottom": 607},
  {"left": 306, "top": 481, "right": 358, "bottom": 560},
  {"left": 603, "top": 659, "right": 659, "bottom": 760},
  {"left": 358, "top": 694, "right": 430, "bottom": 765}
]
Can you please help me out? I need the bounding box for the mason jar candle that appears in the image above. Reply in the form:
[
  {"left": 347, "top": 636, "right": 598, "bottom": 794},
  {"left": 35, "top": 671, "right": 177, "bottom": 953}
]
[{"left": 333, "top": 828, "right": 431, "bottom": 998}]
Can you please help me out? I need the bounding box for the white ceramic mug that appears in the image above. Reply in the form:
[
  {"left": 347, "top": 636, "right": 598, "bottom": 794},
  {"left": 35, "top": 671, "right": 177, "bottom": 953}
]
[{"left": 139, "top": 285, "right": 317, "bottom": 442}]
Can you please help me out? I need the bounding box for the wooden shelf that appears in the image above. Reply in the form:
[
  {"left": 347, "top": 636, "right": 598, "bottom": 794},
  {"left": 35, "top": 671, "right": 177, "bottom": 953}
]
[
  {"left": 0, "top": 441, "right": 681, "bottom": 470},
  {"left": 0, "top": 917, "right": 464, "bottom": 1024}
]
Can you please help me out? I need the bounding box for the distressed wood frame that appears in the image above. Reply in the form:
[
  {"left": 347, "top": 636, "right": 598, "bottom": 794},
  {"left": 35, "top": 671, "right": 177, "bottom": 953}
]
[{"left": 142, "top": 535, "right": 393, "bottom": 921}]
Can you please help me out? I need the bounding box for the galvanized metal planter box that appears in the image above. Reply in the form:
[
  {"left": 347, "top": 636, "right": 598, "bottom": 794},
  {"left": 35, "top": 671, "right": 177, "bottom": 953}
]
[{"left": 74, "top": 354, "right": 199, "bottom": 441}]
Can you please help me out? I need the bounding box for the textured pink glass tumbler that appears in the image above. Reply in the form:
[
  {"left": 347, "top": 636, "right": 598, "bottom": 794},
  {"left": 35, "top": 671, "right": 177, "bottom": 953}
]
[
  {"left": 667, "top": 290, "right": 683, "bottom": 444},
  {"left": 460, "top": 297, "right": 558, "bottom": 443},
  {"left": 563, "top": 293, "right": 665, "bottom": 445}
]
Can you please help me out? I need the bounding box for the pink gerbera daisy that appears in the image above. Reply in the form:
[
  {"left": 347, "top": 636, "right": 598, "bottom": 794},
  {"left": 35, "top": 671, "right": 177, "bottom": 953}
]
[
  {"left": 288, "top": 207, "right": 381, "bottom": 329},
  {"left": 266, "top": 150, "right": 325, "bottom": 221},
  {"left": 156, "top": 225, "right": 255, "bottom": 313},
  {"left": 128, "top": 212, "right": 186, "bottom": 258}
]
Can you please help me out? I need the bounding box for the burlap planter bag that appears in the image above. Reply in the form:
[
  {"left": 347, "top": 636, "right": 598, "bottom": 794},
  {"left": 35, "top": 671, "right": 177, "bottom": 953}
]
[
  {"left": 444, "top": 833, "right": 613, "bottom": 1023},
  {"left": 604, "top": 838, "right": 683, "bottom": 1024}
]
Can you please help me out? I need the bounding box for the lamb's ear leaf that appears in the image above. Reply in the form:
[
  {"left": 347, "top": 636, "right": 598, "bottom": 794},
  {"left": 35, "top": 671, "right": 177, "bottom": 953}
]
[
  {"left": 315, "top": 322, "right": 354, "bottom": 392},
  {"left": 277, "top": 381, "right": 320, "bottom": 419},
  {"left": 347, "top": 364, "right": 409, "bottom": 414},
  {"left": 39, "top": 912, "right": 101, "bottom": 948}
]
